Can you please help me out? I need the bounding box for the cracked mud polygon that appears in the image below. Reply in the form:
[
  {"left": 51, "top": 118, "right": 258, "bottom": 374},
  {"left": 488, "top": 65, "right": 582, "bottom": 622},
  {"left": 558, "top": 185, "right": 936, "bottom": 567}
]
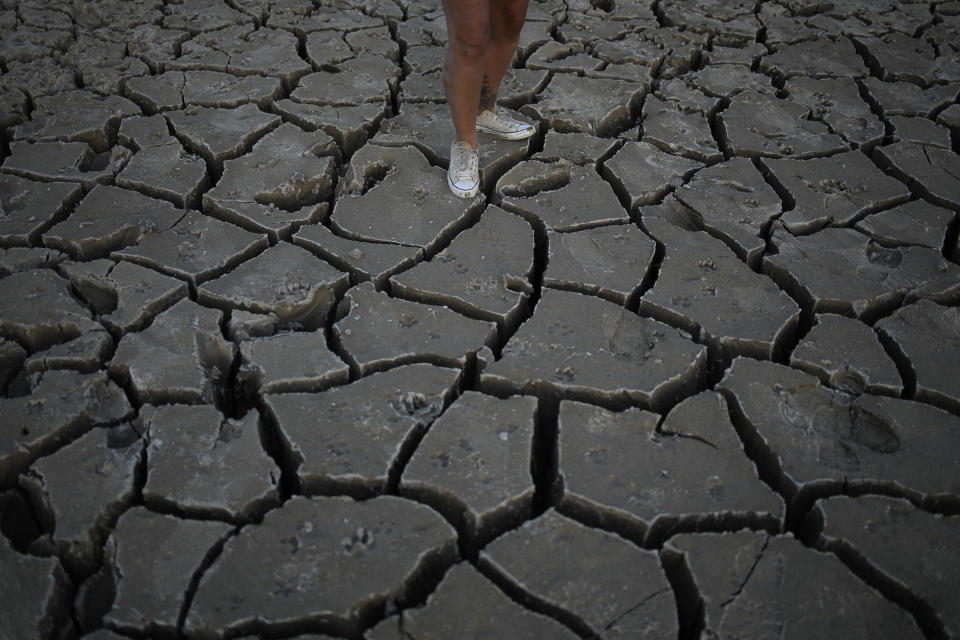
[{"left": 1, "top": 0, "right": 960, "bottom": 638}]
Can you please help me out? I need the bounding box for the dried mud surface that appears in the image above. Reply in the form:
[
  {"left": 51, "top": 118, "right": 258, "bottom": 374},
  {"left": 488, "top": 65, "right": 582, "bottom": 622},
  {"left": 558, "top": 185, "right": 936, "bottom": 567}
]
[{"left": 2, "top": 0, "right": 959, "bottom": 638}]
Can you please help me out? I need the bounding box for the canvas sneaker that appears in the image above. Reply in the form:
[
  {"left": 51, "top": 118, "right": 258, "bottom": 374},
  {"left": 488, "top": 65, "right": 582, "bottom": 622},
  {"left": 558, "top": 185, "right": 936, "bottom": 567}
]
[
  {"left": 476, "top": 107, "right": 535, "bottom": 140},
  {"left": 447, "top": 140, "right": 479, "bottom": 198}
]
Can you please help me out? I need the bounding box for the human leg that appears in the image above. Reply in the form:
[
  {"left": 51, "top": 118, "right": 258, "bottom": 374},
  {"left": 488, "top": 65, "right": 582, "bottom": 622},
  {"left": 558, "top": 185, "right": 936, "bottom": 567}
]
[
  {"left": 441, "top": 0, "right": 490, "bottom": 150},
  {"left": 474, "top": 0, "right": 534, "bottom": 140},
  {"left": 478, "top": 0, "right": 530, "bottom": 112}
]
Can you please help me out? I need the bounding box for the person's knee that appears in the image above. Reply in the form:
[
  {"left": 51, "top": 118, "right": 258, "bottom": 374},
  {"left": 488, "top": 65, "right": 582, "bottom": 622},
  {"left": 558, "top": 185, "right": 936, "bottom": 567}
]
[
  {"left": 448, "top": 20, "right": 489, "bottom": 59},
  {"left": 491, "top": 3, "right": 527, "bottom": 41}
]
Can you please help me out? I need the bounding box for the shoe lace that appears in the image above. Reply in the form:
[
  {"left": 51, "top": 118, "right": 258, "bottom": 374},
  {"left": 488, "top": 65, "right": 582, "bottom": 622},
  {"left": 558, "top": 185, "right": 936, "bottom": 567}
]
[
  {"left": 452, "top": 144, "right": 477, "bottom": 179},
  {"left": 490, "top": 107, "right": 511, "bottom": 125}
]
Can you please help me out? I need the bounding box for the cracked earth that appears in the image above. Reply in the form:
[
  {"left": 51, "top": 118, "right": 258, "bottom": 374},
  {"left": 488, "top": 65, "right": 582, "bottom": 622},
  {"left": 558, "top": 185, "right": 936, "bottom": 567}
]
[{"left": 1, "top": 0, "right": 960, "bottom": 638}]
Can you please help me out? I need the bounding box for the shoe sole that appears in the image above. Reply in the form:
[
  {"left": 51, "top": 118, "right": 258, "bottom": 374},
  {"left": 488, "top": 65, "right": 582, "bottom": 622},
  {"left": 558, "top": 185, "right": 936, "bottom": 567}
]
[
  {"left": 447, "top": 173, "right": 479, "bottom": 198},
  {"left": 476, "top": 123, "right": 535, "bottom": 140}
]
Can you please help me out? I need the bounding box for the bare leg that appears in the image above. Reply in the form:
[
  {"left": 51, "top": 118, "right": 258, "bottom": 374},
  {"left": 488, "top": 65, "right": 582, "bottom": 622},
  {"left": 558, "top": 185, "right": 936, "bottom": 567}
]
[
  {"left": 478, "top": 0, "right": 530, "bottom": 113},
  {"left": 441, "top": 0, "right": 490, "bottom": 149}
]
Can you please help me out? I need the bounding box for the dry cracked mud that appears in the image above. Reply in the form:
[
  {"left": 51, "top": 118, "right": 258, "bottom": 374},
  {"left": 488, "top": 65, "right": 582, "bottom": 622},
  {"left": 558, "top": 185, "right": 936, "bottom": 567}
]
[{"left": 1, "top": 0, "right": 959, "bottom": 638}]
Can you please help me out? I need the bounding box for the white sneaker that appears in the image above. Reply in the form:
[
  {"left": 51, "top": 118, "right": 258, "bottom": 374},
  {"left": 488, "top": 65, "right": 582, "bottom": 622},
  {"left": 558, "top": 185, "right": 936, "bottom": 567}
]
[
  {"left": 476, "top": 107, "right": 535, "bottom": 140},
  {"left": 447, "top": 140, "right": 480, "bottom": 198}
]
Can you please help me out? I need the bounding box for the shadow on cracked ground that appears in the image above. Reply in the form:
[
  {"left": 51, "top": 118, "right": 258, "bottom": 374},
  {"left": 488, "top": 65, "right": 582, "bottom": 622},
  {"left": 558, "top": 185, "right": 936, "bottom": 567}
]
[{"left": 2, "top": 0, "right": 960, "bottom": 638}]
